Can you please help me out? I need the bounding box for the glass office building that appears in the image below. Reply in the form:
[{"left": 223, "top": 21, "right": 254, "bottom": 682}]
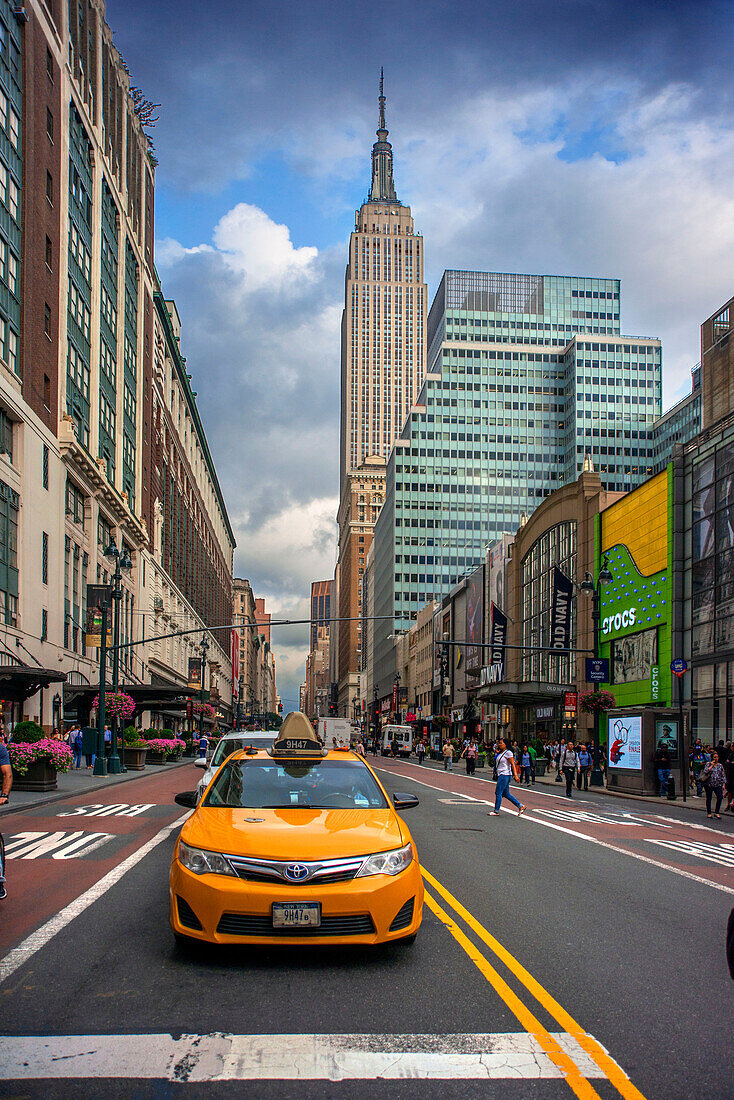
[{"left": 373, "top": 270, "right": 663, "bottom": 667}]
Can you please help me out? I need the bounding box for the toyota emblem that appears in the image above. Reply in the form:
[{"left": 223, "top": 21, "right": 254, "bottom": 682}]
[{"left": 284, "top": 863, "right": 310, "bottom": 881}]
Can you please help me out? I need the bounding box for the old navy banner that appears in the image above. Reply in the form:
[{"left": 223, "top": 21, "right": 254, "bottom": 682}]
[
  {"left": 549, "top": 566, "right": 573, "bottom": 653},
  {"left": 489, "top": 603, "right": 508, "bottom": 680}
]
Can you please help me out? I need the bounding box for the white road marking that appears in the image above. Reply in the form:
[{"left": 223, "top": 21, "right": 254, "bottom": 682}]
[
  {"left": 0, "top": 812, "right": 190, "bottom": 986},
  {"left": 521, "top": 813, "right": 734, "bottom": 895},
  {"left": 3, "top": 830, "right": 114, "bottom": 860},
  {"left": 0, "top": 1032, "right": 610, "bottom": 1081},
  {"left": 534, "top": 809, "right": 640, "bottom": 826},
  {"left": 645, "top": 839, "right": 734, "bottom": 868},
  {"left": 57, "top": 803, "right": 156, "bottom": 818},
  {"left": 376, "top": 759, "right": 594, "bottom": 803}
]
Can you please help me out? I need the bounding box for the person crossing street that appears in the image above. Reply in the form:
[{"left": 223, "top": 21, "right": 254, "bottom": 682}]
[
  {"left": 487, "top": 738, "right": 525, "bottom": 817},
  {"left": 559, "top": 739, "right": 580, "bottom": 798}
]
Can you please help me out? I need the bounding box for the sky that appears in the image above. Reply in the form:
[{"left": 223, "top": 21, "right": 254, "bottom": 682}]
[{"left": 107, "top": 0, "right": 734, "bottom": 712}]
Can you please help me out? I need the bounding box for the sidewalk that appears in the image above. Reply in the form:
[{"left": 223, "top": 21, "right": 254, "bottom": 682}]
[
  {"left": 1, "top": 757, "right": 196, "bottom": 817},
  {"left": 383, "top": 755, "right": 720, "bottom": 814}
]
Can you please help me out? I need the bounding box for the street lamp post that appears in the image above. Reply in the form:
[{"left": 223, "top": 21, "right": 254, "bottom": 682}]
[
  {"left": 580, "top": 556, "right": 613, "bottom": 787},
  {"left": 198, "top": 634, "right": 210, "bottom": 738},
  {"left": 103, "top": 540, "right": 133, "bottom": 775}
]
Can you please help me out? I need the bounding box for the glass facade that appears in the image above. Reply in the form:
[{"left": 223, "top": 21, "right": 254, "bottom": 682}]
[
  {"left": 521, "top": 521, "right": 576, "bottom": 684},
  {"left": 381, "top": 270, "right": 662, "bottom": 633},
  {"left": 651, "top": 368, "right": 701, "bottom": 473},
  {"left": 682, "top": 419, "right": 734, "bottom": 743}
]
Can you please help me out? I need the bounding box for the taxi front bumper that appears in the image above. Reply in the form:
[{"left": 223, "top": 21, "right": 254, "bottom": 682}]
[{"left": 169, "top": 855, "right": 423, "bottom": 945}]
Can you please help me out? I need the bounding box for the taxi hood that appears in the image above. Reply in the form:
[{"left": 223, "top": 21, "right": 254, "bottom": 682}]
[{"left": 181, "top": 807, "right": 406, "bottom": 860}]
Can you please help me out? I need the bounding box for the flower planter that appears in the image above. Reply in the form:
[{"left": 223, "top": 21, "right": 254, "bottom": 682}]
[
  {"left": 167, "top": 752, "right": 182, "bottom": 762},
  {"left": 12, "top": 759, "right": 57, "bottom": 791},
  {"left": 146, "top": 751, "right": 168, "bottom": 765},
  {"left": 122, "top": 747, "right": 147, "bottom": 771}
]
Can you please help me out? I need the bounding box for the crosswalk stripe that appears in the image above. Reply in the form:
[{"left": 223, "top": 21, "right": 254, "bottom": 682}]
[
  {"left": 0, "top": 1033, "right": 608, "bottom": 1081},
  {"left": 646, "top": 839, "right": 734, "bottom": 868}
]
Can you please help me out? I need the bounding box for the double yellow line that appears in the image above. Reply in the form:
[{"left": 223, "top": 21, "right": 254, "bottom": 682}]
[{"left": 422, "top": 867, "right": 646, "bottom": 1100}]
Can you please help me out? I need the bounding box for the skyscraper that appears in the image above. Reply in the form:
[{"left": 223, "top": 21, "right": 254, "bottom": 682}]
[{"left": 335, "top": 76, "right": 427, "bottom": 715}]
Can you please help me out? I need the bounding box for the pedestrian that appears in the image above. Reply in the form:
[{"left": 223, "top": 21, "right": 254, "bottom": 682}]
[
  {"left": 701, "top": 752, "right": 727, "bottom": 819},
  {"left": 577, "top": 743, "right": 592, "bottom": 791},
  {"left": 653, "top": 741, "right": 672, "bottom": 798},
  {"left": 520, "top": 744, "right": 531, "bottom": 784},
  {"left": 0, "top": 730, "right": 12, "bottom": 807},
  {"left": 462, "top": 739, "right": 478, "bottom": 776},
  {"left": 104, "top": 724, "right": 112, "bottom": 758},
  {"left": 71, "top": 726, "right": 83, "bottom": 770},
  {"left": 551, "top": 738, "right": 562, "bottom": 782},
  {"left": 559, "top": 740, "right": 579, "bottom": 798},
  {"left": 725, "top": 747, "right": 734, "bottom": 813},
  {"left": 692, "top": 739, "right": 707, "bottom": 796},
  {"left": 417, "top": 739, "right": 426, "bottom": 766},
  {"left": 527, "top": 741, "right": 537, "bottom": 784},
  {"left": 391, "top": 735, "right": 399, "bottom": 758},
  {"left": 487, "top": 738, "right": 525, "bottom": 817},
  {"left": 442, "top": 739, "right": 454, "bottom": 772},
  {"left": 197, "top": 733, "right": 208, "bottom": 759},
  {"left": 354, "top": 739, "right": 365, "bottom": 757}
]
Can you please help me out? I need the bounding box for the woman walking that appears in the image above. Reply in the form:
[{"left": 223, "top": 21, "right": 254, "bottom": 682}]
[
  {"left": 462, "top": 739, "right": 478, "bottom": 776},
  {"left": 559, "top": 740, "right": 579, "bottom": 798},
  {"left": 702, "top": 752, "right": 727, "bottom": 819},
  {"left": 487, "top": 738, "right": 526, "bottom": 817}
]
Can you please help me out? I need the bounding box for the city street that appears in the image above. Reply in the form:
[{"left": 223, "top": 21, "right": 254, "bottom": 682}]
[{"left": 0, "top": 758, "right": 731, "bottom": 1098}]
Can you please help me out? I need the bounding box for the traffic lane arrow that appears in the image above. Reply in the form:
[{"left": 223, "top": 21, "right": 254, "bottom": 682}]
[{"left": 0, "top": 763, "right": 197, "bottom": 956}]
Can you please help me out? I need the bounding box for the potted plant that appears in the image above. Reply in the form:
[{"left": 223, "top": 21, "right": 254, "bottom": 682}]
[
  {"left": 143, "top": 736, "right": 173, "bottom": 764},
  {"left": 579, "top": 690, "right": 616, "bottom": 713},
  {"left": 122, "top": 726, "right": 148, "bottom": 770},
  {"left": 166, "top": 737, "right": 186, "bottom": 761},
  {"left": 91, "top": 691, "right": 136, "bottom": 723},
  {"left": 9, "top": 721, "right": 73, "bottom": 791}
]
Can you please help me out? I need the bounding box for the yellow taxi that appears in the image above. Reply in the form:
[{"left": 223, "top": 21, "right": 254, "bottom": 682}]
[{"left": 169, "top": 712, "right": 423, "bottom": 946}]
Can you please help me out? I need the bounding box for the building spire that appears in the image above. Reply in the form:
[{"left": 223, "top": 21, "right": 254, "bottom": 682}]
[{"left": 368, "top": 69, "right": 399, "bottom": 204}]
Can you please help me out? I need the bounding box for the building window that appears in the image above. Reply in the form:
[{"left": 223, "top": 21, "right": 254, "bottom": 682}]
[
  {"left": 45, "top": 234, "right": 52, "bottom": 269},
  {"left": 46, "top": 46, "right": 53, "bottom": 81},
  {"left": 0, "top": 410, "right": 12, "bottom": 461},
  {"left": 43, "top": 375, "right": 51, "bottom": 410},
  {"left": 0, "top": 481, "right": 19, "bottom": 626},
  {"left": 46, "top": 107, "right": 53, "bottom": 142},
  {"left": 65, "top": 478, "right": 85, "bottom": 527},
  {"left": 42, "top": 531, "right": 48, "bottom": 584},
  {"left": 44, "top": 303, "right": 51, "bottom": 337},
  {"left": 46, "top": 170, "right": 53, "bottom": 205},
  {"left": 42, "top": 443, "right": 49, "bottom": 487},
  {"left": 41, "top": 608, "right": 48, "bottom": 641}
]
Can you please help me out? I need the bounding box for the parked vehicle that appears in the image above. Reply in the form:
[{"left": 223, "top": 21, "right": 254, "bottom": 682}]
[{"left": 317, "top": 717, "right": 353, "bottom": 746}]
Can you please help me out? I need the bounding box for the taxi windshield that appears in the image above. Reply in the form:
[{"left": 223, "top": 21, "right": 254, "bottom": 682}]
[
  {"left": 210, "top": 737, "right": 272, "bottom": 769},
  {"left": 203, "top": 759, "right": 388, "bottom": 810}
]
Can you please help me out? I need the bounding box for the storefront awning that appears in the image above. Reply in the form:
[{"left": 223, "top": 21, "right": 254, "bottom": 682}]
[
  {"left": 476, "top": 681, "right": 574, "bottom": 708},
  {"left": 63, "top": 682, "right": 201, "bottom": 710},
  {"left": 0, "top": 666, "right": 67, "bottom": 702}
]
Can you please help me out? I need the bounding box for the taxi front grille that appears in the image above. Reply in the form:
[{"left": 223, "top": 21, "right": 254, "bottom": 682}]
[
  {"left": 216, "top": 913, "right": 375, "bottom": 937},
  {"left": 226, "top": 855, "right": 364, "bottom": 885}
]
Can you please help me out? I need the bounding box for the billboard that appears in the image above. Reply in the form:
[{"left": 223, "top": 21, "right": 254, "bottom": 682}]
[
  {"left": 432, "top": 606, "right": 443, "bottom": 688},
  {"left": 489, "top": 603, "right": 508, "bottom": 680},
  {"left": 487, "top": 534, "right": 512, "bottom": 615},
  {"left": 465, "top": 564, "right": 484, "bottom": 680},
  {"left": 187, "top": 657, "right": 202, "bottom": 691},
  {"left": 608, "top": 715, "right": 642, "bottom": 770},
  {"left": 85, "top": 585, "right": 112, "bottom": 648},
  {"left": 655, "top": 718, "right": 678, "bottom": 759}
]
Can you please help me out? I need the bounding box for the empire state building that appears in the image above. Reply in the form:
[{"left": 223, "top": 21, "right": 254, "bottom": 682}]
[{"left": 335, "top": 76, "right": 427, "bottom": 715}]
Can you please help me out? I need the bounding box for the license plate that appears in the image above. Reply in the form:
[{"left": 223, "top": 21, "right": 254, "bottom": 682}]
[{"left": 272, "top": 902, "right": 321, "bottom": 929}]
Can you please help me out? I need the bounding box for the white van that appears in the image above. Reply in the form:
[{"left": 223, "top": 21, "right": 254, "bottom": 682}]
[{"left": 381, "top": 724, "right": 412, "bottom": 757}]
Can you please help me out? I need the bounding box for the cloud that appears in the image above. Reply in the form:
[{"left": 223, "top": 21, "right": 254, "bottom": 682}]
[{"left": 212, "top": 204, "right": 318, "bottom": 291}]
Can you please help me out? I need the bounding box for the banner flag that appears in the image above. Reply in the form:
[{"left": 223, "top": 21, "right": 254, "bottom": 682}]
[
  {"left": 549, "top": 566, "right": 573, "bottom": 653},
  {"left": 489, "top": 603, "right": 508, "bottom": 680}
]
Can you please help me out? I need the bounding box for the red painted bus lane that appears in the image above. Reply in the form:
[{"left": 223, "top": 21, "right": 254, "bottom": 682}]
[{"left": 0, "top": 763, "right": 197, "bottom": 958}]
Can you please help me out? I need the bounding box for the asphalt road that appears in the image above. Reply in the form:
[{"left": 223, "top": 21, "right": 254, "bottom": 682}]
[{"left": 0, "top": 757, "right": 731, "bottom": 1099}]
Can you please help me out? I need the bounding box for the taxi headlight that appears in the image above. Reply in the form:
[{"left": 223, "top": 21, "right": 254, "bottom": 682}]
[
  {"left": 356, "top": 843, "right": 413, "bottom": 877},
  {"left": 178, "top": 840, "right": 235, "bottom": 877}
]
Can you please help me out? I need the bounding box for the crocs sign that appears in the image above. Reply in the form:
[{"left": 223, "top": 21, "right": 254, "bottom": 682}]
[{"left": 601, "top": 608, "right": 636, "bottom": 636}]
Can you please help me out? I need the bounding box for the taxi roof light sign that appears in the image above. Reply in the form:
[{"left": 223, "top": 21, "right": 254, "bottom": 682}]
[{"left": 270, "top": 711, "right": 326, "bottom": 757}]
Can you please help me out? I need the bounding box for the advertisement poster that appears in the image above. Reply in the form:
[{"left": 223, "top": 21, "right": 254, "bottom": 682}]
[
  {"left": 432, "top": 606, "right": 443, "bottom": 689},
  {"left": 549, "top": 566, "right": 573, "bottom": 652},
  {"left": 85, "top": 584, "right": 112, "bottom": 648},
  {"left": 612, "top": 628, "right": 658, "bottom": 684},
  {"left": 187, "top": 657, "right": 202, "bottom": 691},
  {"left": 489, "top": 603, "right": 508, "bottom": 681},
  {"left": 465, "top": 564, "right": 485, "bottom": 686},
  {"left": 609, "top": 715, "right": 642, "bottom": 769},
  {"left": 655, "top": 719, "right": 678, "bottom": 759}
]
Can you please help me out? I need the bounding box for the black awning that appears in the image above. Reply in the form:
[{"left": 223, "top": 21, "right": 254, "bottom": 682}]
[
  {"left": 0, "top": 666, "right": 67, "bottom": 702},
  {"left": 476, "top": 681, "right": 573, "bottom": 707},
  {"left": 63, "top": 682, "right": 201, "bottom": 710}
]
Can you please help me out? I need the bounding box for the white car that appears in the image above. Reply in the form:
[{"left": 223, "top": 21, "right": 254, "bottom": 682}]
[{"left": 195, "top": 731, "right": 277, "bottom": 801}]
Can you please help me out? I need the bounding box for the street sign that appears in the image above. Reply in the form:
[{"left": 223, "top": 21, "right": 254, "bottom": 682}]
[
  {"left": 670, "top": 658, "right": 688, "bottom": 677},
  {"left": 586, "top": 657, "right": 610, "bottom": 683}
]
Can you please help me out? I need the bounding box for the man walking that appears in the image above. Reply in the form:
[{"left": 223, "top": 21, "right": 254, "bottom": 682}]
[
  {"left": 559, "top": 739, "right": 579, "bottom": 798},
  {"left": 577, "top": 743, "right": 592, "bottom": 790},
  {"left": 416, "top": 739, "right": 426, "bottom": 766},
  {"left": 487, "top": 738, "right": 526, "bottom": 817},
  {"left": 442, "top": 739, "right": 454, "bottom": 772}
]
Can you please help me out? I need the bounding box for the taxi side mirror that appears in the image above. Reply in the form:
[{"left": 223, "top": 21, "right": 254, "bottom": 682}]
[
  {"left": 175, "top": 791, "right": 198, "bottom": 809},
  {"left": 392, "top": 792, "right": 419, "bottom": 810},
  {"left": 194, "top": 758, "right": 208, "bottom": 769}
]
